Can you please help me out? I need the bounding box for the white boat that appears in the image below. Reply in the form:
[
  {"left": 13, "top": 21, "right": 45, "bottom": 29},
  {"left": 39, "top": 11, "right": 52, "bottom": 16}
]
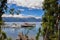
[{"left": 11, "top": 23, "right": 20, "bottom": 28}]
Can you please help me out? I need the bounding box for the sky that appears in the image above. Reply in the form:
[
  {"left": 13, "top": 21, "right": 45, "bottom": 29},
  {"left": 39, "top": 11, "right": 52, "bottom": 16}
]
[{"left": 2, "top": 0, "right": 44, "bottom": 18}]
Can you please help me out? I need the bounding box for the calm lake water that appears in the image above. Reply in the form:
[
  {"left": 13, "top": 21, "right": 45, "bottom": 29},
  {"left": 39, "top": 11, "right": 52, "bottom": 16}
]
[{"left": 2, "top": 22, "right": 43, "bottom": 40}]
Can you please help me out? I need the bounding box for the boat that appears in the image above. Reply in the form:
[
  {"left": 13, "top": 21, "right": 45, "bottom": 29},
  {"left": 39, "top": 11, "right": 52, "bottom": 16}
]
[
  {"left": 11, "top": 23, "right": 20, "bottom": 28},
  {"left": 21, "top": 23, "right": 35, "bottom": 27}
]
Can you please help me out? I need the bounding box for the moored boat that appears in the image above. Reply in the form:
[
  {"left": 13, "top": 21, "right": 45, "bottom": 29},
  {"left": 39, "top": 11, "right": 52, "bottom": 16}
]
[{"left": 21, "top": 23, "right": 35, "bottom": 27}]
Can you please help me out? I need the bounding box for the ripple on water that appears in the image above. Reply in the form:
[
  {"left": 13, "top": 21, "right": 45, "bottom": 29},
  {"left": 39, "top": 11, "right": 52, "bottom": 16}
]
[{"left": 2, "top": 22, "right": 43, "bottom": 40}]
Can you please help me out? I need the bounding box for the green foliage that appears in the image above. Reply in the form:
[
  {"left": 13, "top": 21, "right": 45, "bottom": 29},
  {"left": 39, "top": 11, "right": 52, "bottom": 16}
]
[
  {"left": 7, "top": 37, "right": 12, "bottom": 40},
  {"left": 0, "top": 0, "right": 7, "bottom": 25},
  {"left": 2, "top": 31, "right": 7, "bottom": 39},
  {"left": 0, "top": 0, "right": 7, "bottom": 32},
  {"left": 0, "top": 0, "right": 11, "bottom": 40},
  {"left": 36, "top": 28, "right": 41, "bottom": 40},
  {"left": 0, "top": 31, "right": 7, "bottom": 40},
  {"left": 0, "top": 31, "right": 12, "bottom": 40},
  {"left": 42, "top": 0, "right": 59, "bottom": 40}
]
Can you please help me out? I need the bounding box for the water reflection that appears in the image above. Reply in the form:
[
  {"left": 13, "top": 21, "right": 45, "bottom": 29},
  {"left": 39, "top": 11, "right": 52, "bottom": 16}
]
[{"left": 2, "top": 22, "right": 43, "bottom": 40}]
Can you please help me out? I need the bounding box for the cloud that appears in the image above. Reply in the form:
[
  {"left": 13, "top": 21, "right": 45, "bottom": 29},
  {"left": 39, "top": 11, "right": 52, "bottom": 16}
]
[
  {"left": 27, "top": 15, "right": 41, "bottom": 19},
  {"left": 18, "top": 9, "right": 25, "bottom": 11},
  {"left": 7, "top": 0, "right": 44, "bottom": 9},
  {"left": 2, "top": 14, "right": 41, "bottom": 19},
  {"left": 2, "top": 14, "right": 24, "bottom": 18}
]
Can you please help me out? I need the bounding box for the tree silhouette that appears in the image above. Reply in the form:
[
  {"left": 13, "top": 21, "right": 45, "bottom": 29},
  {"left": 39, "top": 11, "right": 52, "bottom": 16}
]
[
  {"left": 0, "top": 0, "right": 7, "bottom": 40},
  {"left": 9, "top": 8, "right": 21, "bottom": 15}
]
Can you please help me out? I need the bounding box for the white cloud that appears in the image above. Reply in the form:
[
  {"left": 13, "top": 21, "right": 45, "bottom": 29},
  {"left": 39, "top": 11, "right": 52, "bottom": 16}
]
[
  {"left": 27, "top": 15, "right": 41, "bottom": 19},
  {"left": 2, "top": 14, "right": 13, "bottom": 17},
  {"left": 35, "top": 17, "right": 41, "bottom": 19},
  {"left": 18, "top": 9, "right": 25, "bottom": 11},
  {"left": 7, "top": 0, "right": 44, "bottom": 9},
  {"left": 2, "top": 14, "right": 41, "bottom": 19},
  {"left": 2, "top": 14, "right": 24, "bottom": 18}
]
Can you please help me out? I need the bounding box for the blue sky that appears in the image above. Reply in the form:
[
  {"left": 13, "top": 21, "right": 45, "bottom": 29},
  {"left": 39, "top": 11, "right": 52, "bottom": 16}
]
[
  {"left": 6, "top": 4, "right": 44, "bottom": 16},
  {"left": 3, "top": 0, "right": 44, "bottom": 18}
]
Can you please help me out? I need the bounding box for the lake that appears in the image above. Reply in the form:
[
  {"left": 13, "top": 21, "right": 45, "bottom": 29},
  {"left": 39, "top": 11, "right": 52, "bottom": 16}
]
[{"left": 2, "top": 22, "right": 43, "bottom": 40}]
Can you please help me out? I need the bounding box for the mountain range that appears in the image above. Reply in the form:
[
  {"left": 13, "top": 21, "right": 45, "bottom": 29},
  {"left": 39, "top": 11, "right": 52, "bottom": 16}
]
[{"left": 2, "top": 17, "right": 41, "bottom": 22}]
